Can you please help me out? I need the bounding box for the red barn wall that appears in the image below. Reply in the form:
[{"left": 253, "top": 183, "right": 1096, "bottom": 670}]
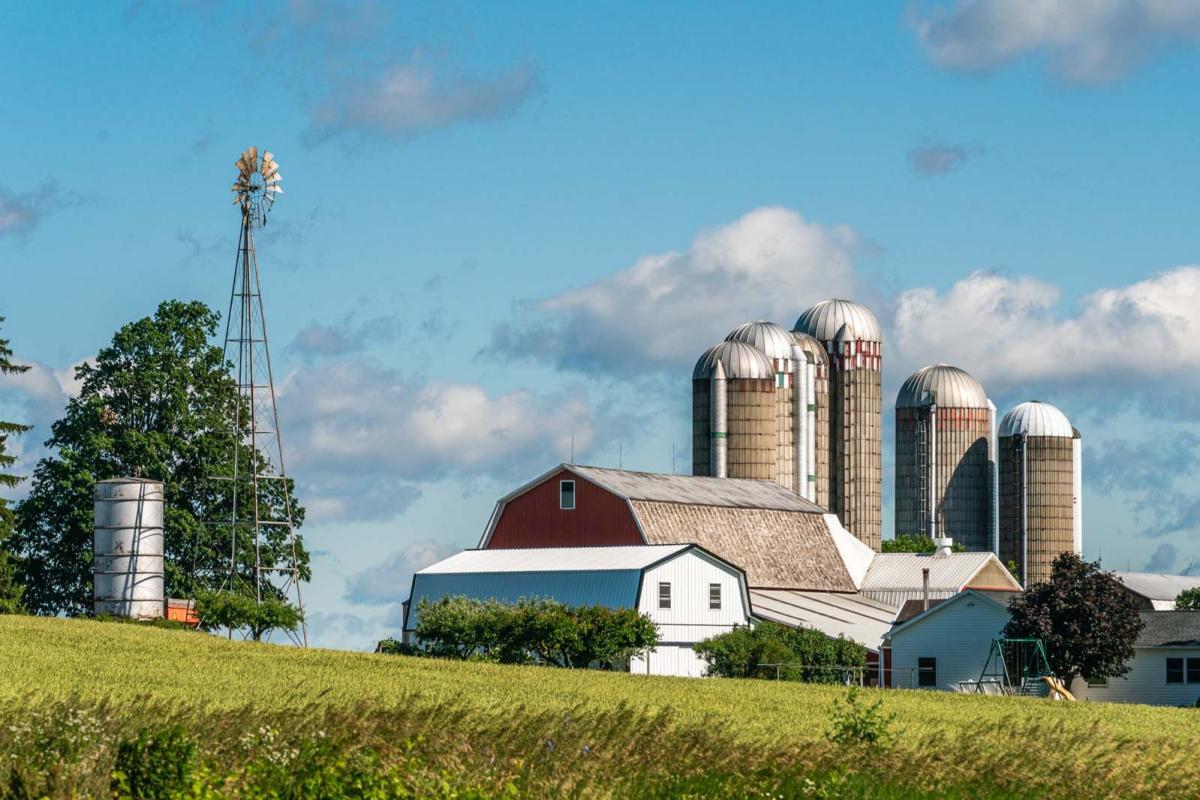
[{"left": 486, "top": 469, "right": 644, "bottom": 548}]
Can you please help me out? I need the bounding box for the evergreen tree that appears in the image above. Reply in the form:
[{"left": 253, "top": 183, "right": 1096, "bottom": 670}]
[
  {"left": 12, "top": 301, "right": 308, "bottom": 616},
  {"left": 0, "top": 316, "right": 31, "bottom": 613}
]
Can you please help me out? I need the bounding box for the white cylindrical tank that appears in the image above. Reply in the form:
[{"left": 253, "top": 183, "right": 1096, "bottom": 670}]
[
  {"left": 93, "top": 478, "right": 165, "bottom": 619},
  {"left": 710, "top": 360, "right": 728, "bottom": 479},
  {"left": 1072, "top": 427, "right": 1083, "bottom": 555}
]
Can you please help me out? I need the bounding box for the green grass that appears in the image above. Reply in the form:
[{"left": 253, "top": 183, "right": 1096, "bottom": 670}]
[{"left": 2, "top": 615, "right": 1199, "bottom": 798}]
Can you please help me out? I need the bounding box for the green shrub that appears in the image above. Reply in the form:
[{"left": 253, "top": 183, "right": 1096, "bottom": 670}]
[
  {"left": 693, "top": 621, "right": 866, "bottom": 682},
  {"left": 827, "top": 688, "right": 895, "bottom": 746},
  {"left": 193, "top": 591, "right": 303, "bottom": 642},
  {"left": 111, "top": 727, "right": 195, "bottom": 800}
]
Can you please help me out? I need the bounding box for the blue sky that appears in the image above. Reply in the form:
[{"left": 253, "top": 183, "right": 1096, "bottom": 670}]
[{"left": 4, "top": 1, "right": 1200, "bottom": 648}]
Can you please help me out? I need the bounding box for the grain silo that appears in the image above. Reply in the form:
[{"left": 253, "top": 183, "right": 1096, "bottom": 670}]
[
  {"left": 998, "top": 401, "right": 1082, "bottom": 586},
  {"left": 793, "top": 299, "right": 883, "bottom": 550},
  {"left": 93, "top": 478, "right": 165, "bottom": 619},
  {"left": 692, "top": 341, "right": 776, "bottom": 481},
  {"left": 895, "top": 364, "right": 996, "bottom": 552}
]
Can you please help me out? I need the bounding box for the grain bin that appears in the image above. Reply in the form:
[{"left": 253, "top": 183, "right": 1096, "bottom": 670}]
[
  {"left": 998, "top": 402, "right": 1081, "bottom": 587},
  {"left": 793, "top": 299, "right": 883, "bottom": 550},
  {"left": 692, "top": 341, "right": 777, "bottom": 481},
  {"left": 895, "top": 364, "right": 995, "bottom": 552},
  {"left": 93, "top": 478, "right": 164, "bottom": 619},
  {"left": 725, "top": 321, "right": 801, "bottom": 494}
]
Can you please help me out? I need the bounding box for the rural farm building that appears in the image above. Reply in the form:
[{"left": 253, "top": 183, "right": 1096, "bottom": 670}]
[
  {"left": 1070, "top": 612, "right": 1200, "bottom": 705},
  {"left": 1113, "top": 572, "right": 1200, "bottom": 611},
  {"left": 403, "top": 544, "right": 752, "bottom": 678},
  {"left": 859, "top": 548, "right": 1021, "bottom": 608}
]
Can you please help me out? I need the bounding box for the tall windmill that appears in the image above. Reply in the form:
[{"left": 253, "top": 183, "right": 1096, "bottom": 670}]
[{"left": 213, "top": 146, "right": 306, "bottom": 645}]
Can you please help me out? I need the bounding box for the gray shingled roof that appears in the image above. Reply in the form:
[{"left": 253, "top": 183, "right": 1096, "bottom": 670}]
[
  {"left": 1137, "top": 612, "right": 1200, "bottom": 647},
  {"left": 568, "top": 465, "right": 826, "bottom": 513}
]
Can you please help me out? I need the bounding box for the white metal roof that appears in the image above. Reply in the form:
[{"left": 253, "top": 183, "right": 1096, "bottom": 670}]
[
  {"left": 417, "top": 545, "right": 691, "bottom": 575},
  {"left": 861, "top": 552, "right": 1016, "bottom": 592},
  {"left": 794, "top": 299, "right": 882, "bottom": 343},
  {"left": 692, "top": 340, "right": 775, "bottom": 379},
  {"left": 826, "top": 514, "right": 874, "bottom": 588},
  {"left": 895, "top": 364, "right": 989, "bottom": 410},
  {"left": 751, "top": 589, "right": 899, "bottom": 652},
  {"left": 724, "top": 321, "right": 795, "bottom": 361},
  {"left": 790, "top": 330, "right": 828, "bottom": 365},
  {"left": 1115, "top": 571, "right": 1200, "bottom": 603},
  {"left": 999, "top": 400, "right": 1073, "bottom": 438},
  {"left": 568, "top": 465, "right": 827, "bottom": 513}
]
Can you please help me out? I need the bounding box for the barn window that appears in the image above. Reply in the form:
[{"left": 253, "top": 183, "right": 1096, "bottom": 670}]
[
  {"left": 559, "top": 480, "right": 575, "bottom": 510},
  {"left": 1189, "top": 658, "right": 1200, "bottom": 684},
  {"left": 1166, "top": 657, "right": 1183, "bottom": 684},
  {"left": 709, "top": 583, "right": 722, "bottom": 610},
  {"left": 918, "top": 657, "right": 937, "bottom": 688},
  {"left": 658, "top": 582, "right": 671, "bottom": 609}
]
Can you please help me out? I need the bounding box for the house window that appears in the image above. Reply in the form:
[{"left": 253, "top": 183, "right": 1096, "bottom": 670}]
[
  {"left": 559, "top": 480, "right": 575, "bottom": 510},
  {"left": 1086, "top": 676, "right": 1108, "bottom": 688},
  {"left": 709, "top": 583, "right": 722, "bottom": 610},
  {"left": 658, "top": 582, "right": 671, "bottom": 610},
  {"left": 1166, "top": 657, "right": 1183, "bottom": 684},
  {"left": 918, "top": 657, "right": 937, "bottom": 688},
  {"left": 1189, "top": 658, "right": 1200, "bottom": 684}
]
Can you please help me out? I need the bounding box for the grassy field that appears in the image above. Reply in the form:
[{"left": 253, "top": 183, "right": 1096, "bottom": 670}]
[{"left": 2, "top": 615, "right": 1199, "bottom": 798}]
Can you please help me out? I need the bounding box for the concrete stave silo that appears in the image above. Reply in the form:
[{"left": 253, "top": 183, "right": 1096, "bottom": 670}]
[
  {"left": 998, "top": 401, "right": 1082, "bottom": 587},
  {"left": 794, "top": 299, "right": 883, "bottom": 550},
  {"left": 693, "top": 341, "right": 777, "bottom": 481},
  {"left": 895, "top": 364, "right": 995, "bottom": 552},
  {"left": 93, "top": 478, "right": 165, "bottom": 619},
  {"left": 725, "top": 321, "right": 799, "bottom": 493}
]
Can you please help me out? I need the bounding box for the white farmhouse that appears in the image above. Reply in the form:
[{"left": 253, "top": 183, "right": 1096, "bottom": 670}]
[
  {"left": 403, "top": 544, "right": 752, "bottom": 678},
  {"left": 1070, "top": 613, "right": 1200, "bottom": 706}
]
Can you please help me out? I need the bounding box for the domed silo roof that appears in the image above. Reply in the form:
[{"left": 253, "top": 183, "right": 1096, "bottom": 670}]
[
  {"left": 794, "top": 299, "right": 882, "bottom": 343},
  {"left": 725, "top": 321, "right": 795, "bottom": 361},
  {"left": 999, "top": 401, "right": 1073, "bottom": 438},
  {"left": 896, "top": 364, "right": 989, "bottom": 409},
  {"left": 790, "top": 330, "right": 829, "bottom": 365},
  {"left": 692, "top": 340, "right": 775, "bottom": 380}
]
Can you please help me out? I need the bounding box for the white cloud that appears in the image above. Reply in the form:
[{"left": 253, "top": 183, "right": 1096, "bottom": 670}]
[
  {"left": 278, "top": 357, "right": 594, "bottom": 521},
  {"left": 344, "top": 540, "right": 451, "bottom": 605},
  {"left": 0, "top": 357, "right": 90, "bottom": 489},
  {"left": 909, "top": 0, "right": 1200, "bottom": 84},
  {"left": 486, "top": 207, "right": 861, "bottom": 374}
]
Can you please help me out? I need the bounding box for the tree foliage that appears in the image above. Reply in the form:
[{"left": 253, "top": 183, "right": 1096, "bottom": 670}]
[
  {"left": 406, "top": 596, "right": 660, "bottom": 669},
  {"left": 0, "top": 316, "right": 31, "bottom": 614},
  {"left": 194, "top": 591, "right": 304, "bottom": 641},
  {"left": 693, "top": 621, "right": 866, "bottom": 682},
  {"left": 11, "top": 301, "right": 308, "bottom": 616},
  {"left": 1003, "top": 552, "right": 1143, "bottom": 686},
  {"left": 1175, "top": 587, "right": 1200, "bottom": 611},
  {"left": 881, "top": 535, "right": 965, "bottom": 554}
]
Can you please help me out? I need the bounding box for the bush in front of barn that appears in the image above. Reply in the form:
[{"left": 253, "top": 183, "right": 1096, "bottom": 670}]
[
  {"left": 382, "top": 596, "right": 660, "bottom": 669},
  {"left": 693, "top": 621, "right": 866, "bottom": 682}
]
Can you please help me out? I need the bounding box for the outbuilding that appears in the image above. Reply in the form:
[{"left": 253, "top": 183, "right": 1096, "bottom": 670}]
[
  {"left": 1113, "top": 572, "right": 1200, "bottom": 611},
  {"left": 404, "top": 544, "right": 752, "bottom": 678},
  {"left": 1070, "top": 613, "right": 1200, "bottom": 706}
]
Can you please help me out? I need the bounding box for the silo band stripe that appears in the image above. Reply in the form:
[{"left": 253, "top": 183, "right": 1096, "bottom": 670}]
[{"left": 711, "top": 433, "right": 727, "bottom": 438}]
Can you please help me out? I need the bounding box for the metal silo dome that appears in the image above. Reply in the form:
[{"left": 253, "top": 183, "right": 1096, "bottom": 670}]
[
  {"left": 725, "top": 321, "right": 795, "bottom": 361},
  {"left": 896, "top": 364, "right": 989, "bottom": 409},
  {"left": 793, "top": 299, "right": 882, "bottom": 343},
  {"left": 790, "top": 330, "right": 829, "bottom": 366},
  {"left": 692, "top": 340, "right": 775, "bottom": 380},
  {"left": 999, "top": 401, "right": 1073, "bottom": 438}
]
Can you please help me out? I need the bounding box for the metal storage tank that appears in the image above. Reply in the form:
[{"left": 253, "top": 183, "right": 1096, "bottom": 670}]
[
  {"left": 791, "top": 331, "right": 830, "bottom": 508},
  {"left": 725, "top": 321, "right": 800, "bottom": 494},
  {"left": 998, "top": 402, "right": 1081, "bottom": 587},
  {"left": 692, "top": 341, "right": 777, "bottom": 481},
  {"left": 794, "top": 299, "right": 883, "bottom": 550},
  {"left": 93, "top": 478, "right": 165, "bottom": 619},
  {"left": 894, "top": 364, "right": 995, "bottom": 551}
]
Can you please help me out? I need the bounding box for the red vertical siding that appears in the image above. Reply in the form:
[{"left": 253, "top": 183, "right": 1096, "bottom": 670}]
[{"left": 486, "top": 469, "right": 644, "bottom": 548}]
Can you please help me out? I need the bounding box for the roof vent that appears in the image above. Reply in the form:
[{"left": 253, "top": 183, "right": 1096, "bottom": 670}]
[{"left": 933, "top": 537, "right": 954, "bottom": 558}]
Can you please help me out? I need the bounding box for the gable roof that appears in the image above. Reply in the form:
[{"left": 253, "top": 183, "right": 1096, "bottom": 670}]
[
  {"left": 884, "top": 588, "right": 1019, "bottom": 640},
  {"left": 1115, "top": 572, "right": 1200, "bottom": 603},
  {"left": 1137, "top": 611, "right": 1200, "bottom": 648},
  {"left": 863, "top": 552, "right": 1021, "bottom": 593},
  {"left": 417, "top": 544, "right": 694, "bottom": 575},
  {"left": 567, "top": 464, "right": 826, "bottom": 512}
]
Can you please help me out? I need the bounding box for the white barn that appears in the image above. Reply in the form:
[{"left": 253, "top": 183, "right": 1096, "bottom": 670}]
[{"left": 404, "top": 544, "right": 752, "bottom": 678}]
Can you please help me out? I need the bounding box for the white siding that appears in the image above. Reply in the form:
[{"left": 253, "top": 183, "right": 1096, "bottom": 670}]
[
  {"left": 630, "top": 645, "right": 710, "bottom": 678},
  {"left": 889, "top": 595, "right": 1010, "bottom": 690},
  {"left": 1071, "top": 648, "right": 1200, "bottom": 707}
]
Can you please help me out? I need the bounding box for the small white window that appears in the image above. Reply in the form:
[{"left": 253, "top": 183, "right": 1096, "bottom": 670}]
[
  {"left": 709, "top": 583, "right": 722, "bottom": 610},
  {"left": 559, "top": 480, "right": 575, "bottom": 510},
  {"left": 1086, "top": 676, "right": 1108, "bottom": 688},
  {"left": 658, "top": 582, "right": 671, "bottom": 609}
]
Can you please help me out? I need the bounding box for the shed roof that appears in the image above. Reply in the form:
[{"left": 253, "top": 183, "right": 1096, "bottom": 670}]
[
  {"left": 417, "top": 544, "right": 692, "bottom": 575},
  {"left": 1136, "top": 612, "right": 1200, "bottom": 648},
  {"left": 862, "top": 552, "right": 1019, "bottom": 592},
  {"left": 1115, "top": 572, "right": 1200, "bottom": 603},
  {"left": 568, "top": 465, "right": 826, "bottom": 513},
  {"left": 751, "top": 589, "right": 898, "bottom": 652}
]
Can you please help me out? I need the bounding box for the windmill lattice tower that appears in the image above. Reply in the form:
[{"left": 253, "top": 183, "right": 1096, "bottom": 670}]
[{"left": 215, "top": 146, "right": 306, "bottom": 645}]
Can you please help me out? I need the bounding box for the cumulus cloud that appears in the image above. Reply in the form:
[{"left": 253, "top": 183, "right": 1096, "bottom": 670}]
[
  {"left": 909, "top": 0, "right": 1200, "bottom": 84},
  {"left": 486, "top": 207, "right": 861, "bottom": 375},
  {"left": 1143, "top": 542, "right": 1179, "bottom": 572},
  {"left": 306, "top": 58, "right": 541, "bottom": 143},
  {"left": 287, "top": 315, "right": 403, "bottom": 359},
  {"left": 344, "top": 540, "right": 451, "bottom": 605},
  {"left": 278, "top": 357, "right": 595, "bottom": 521},
  {"left": 908, "top": 143, "right": 977, "bottom": 176},
  {"left": 891, "top": 266, "right": 1200, "bottom": 393},
  {"left": 0, "top": 357, "right": 90, "bottom": 493}
]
